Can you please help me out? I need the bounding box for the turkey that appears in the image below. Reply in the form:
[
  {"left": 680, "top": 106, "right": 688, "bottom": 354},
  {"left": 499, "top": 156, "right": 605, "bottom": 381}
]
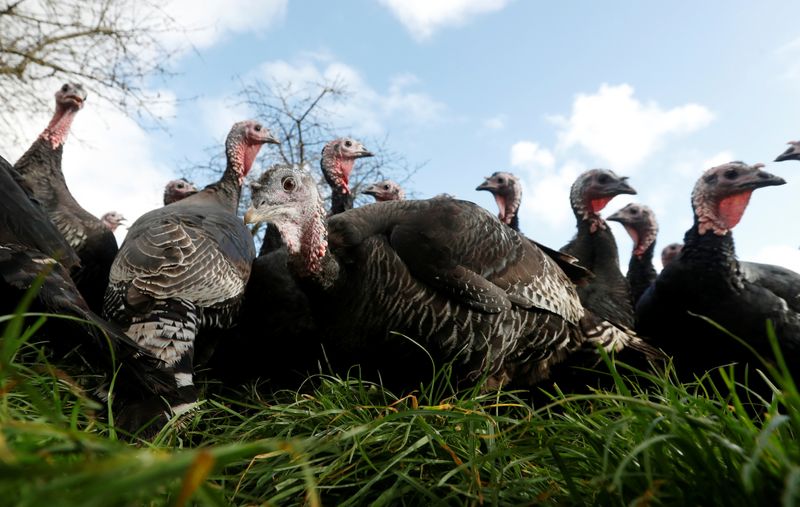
[
  {"left": 13, "top": 83, "right": 118, "bottom": 314},
  {"left": 775, "top": 141, "right": 800, "bottom": 162},
  {"left": 0, "top": 155, "right": 172, "bottom": 431},
  {"left": 104, "top": 120, "right": 279, "bottom": 423},
  {"left": 661, "top": 243, "right": 683, "bottom": 267},
  {"left": 163, "top": 178, "right": 198, "bottom": 205},
  {"left": 364, "top": 179, "right": 405, "bottom": 202},
  {"left": 243, "top": 165, "right": 643, "bottom": 390},
  {"left": 636, "top": 162, "right": 800, "bottom": 375},
  {"left": 100, "top": 211, "right": 126, "bottom": 232},
  {"left": 606, "top": 203, "right": 658, "bottom": 306},
  {"left": 561, "top": 169, "right": 637, "bottom": 330},
  {"left": 321, "top": 138, "right": 374, "bottom": 215},
  {"left": 475, "top": 171, "right": 593, "bottom": 285}
]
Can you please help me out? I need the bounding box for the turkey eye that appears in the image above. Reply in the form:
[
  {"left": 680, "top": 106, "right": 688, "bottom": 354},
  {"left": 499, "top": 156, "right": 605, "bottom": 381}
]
[
  {"left": 61, "top": 84, "right": 69, "bottom": 92},
  {"left": 724, "top": 169, "right": 738, "bottom": 179},
  {"left": 497, "top": 178, "right": 505, "bottom": 184},
  {"left": 598, "top": 174, "right": 610, "bottom": 184},
  {"left": 254, "top": 125, "right": 262, "bottom": 132},
  {"left": 177, "top": 184, "right": 184, "bottom": 189},
  {"left": 345, "top": 140, "right": 352, "bottom": 147},
  {"left": 282, "top": 177, "right": 296, "bottom": 191},
  {"left": 383, "top": 185, "right": 390, "bottom": 190},
  {"left": 630, "top": 208, "right": 639, "bottom": 215}
]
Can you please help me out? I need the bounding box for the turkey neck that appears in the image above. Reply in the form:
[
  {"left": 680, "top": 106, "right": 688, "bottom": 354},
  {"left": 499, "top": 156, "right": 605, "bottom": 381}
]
[
  {"left": 286, "top": 199, "right": 338, "bottom": 288},
  {"left": 627, "top": 238, "right": 656, "bottom": 304},
  {"left": 322, "top": 153, "right": 354, "bottom": 215},
  {"left": 40, "top": 104, "right": 79, "bottom": 150},
  {"left": 507, "top": 203, "right": 520, "bottom": 231},
  {"left": 210, "top": 146, "right": 248, "bottom": 212},
  {"left": 15, "top": 103, "right": 79, "bottom": 185},
  {"left": 565, "top": 217, "right": 621, "bottom": 272},
  {"left": 681, "top": 221, "right": 741, "bottom": 287}
]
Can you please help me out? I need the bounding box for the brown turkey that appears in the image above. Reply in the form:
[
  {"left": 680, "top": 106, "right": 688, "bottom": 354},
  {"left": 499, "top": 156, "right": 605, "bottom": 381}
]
[
  {"left": 364, "top": 180, "right": 405, "bottom": 202},
  {"left": 13, "top": 83, "right": 117, "bottom": 314},
  {"left": 243, "top": 165, "right": 645, "bottom": 390},
  {"left": 560, "top": 169, "right": 637, "bottom": 330},
  {"left": 606, "top": 203, "right": 658, "bottom": 307},
  {"left": 163, "top": 178, "right": 198, "bottom": 205},
  {"left": 636, "top": 162, "right": 800, "bottom": 376},
  {"left": 0, "top": 154, "right": 172, "bottom": 432},
  {"left": 104, "top": 120, "right": 279, "bottom": 427}
]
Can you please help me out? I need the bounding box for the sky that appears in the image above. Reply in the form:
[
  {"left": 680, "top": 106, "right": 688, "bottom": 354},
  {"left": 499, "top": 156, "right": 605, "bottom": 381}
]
[{"left": 3, "top": 0, "right": 800, "bottom": 273}]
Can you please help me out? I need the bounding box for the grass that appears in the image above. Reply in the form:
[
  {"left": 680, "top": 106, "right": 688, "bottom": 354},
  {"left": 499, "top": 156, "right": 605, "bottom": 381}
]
[{"left": 2, "top": 311, "right": 800, "bottom": 506}]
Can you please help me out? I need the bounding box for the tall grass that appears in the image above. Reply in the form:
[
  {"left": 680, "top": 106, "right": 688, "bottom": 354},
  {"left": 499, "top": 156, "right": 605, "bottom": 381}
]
[{"left": 1, "top": 309, "right": 799, "bottom": 506}]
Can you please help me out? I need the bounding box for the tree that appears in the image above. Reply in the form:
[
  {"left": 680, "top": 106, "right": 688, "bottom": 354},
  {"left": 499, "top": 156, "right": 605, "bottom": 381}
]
[
  {"left": 0, "top": 0, "right": 176, "bottom": 142},
  {"left": 182, "top": 77, "right": 422, "bottom": 244}
]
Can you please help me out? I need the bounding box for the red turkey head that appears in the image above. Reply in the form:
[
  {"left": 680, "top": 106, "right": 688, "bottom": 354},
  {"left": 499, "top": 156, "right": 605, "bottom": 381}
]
[
  {"left": 476, "top": 171, "right": 521, "bottom": 225},
  {"left": 41, "top": 82, "right": 88, "bottom": 148},
  {"left": 570, "top": 169, "right": 636, "bottom": 232},
  {"left": 775, "top": 140, "right": 800, "bottom": 162},
  {"left": 163, "top": 178, "right": 198, "bottom": 205},
  {"left": 100, "top": 211, "right": 126, "bottom": 232},
  {"left": 692, "top": 161, "right": 785, "bottom": 236},
  {"left": 661, "top": 242, "right": 683, "bottom": 267},
  {"left": 607, "top": 203, "right": 658, "bottom": 258},
  {"left": 363, "top": 179, "right": 405, "bottom": 202},
  {"left": 225, "top": 120, "right": 280, "bottom": 183},
  {"left": 321, "top": 138, "right": 373, "bottom": 194}
]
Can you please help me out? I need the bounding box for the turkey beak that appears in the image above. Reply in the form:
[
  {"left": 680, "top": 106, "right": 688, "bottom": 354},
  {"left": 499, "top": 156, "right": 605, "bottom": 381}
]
[
  {"left": 611, "top": 178, "right": 637, "bottom": 196},
  {"left": 475, "top": 179, "right": 497, "bottom": 192},
  {"left": 363, "top": 184, "right": 380, "bottom": 197},
  {"left": 264, "top": 133, "right": 281, "bottom": 145},
  {"left": 243, "top": 206, "right": 259, "bottom": 225},
  {"left": 356, "top": 149, "right": 374, "bottom": 158},
  {"left": 606, "top": 210, "right": 625, "bottom": 223},
  {"left": 775, "top": 146, "right": 800, "bottom": 162},
  {"left": 739, "top": 170, "right": 786, "bottom": 191}
]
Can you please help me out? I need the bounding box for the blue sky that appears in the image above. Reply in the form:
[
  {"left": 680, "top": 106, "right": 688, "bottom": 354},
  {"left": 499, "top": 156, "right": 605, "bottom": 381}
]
[{"left": 4, "top": 0, "right": 799, "bottom": 271}]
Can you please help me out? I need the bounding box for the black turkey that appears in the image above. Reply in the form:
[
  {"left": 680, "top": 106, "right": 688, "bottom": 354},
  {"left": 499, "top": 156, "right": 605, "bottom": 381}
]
[
  {"left": 475, "top": 171, "right": 593, "bottom": 286},
  {"left": 321, "top": 137, "right": 373, "bottom": 215},
  {"left": 163, "top": 178, "right": 198, "bottom": 205},
  {"left": 0, "top": 155, "right": 172, "bottom": 430},
  {"left": 636, "top": 162, "right": 800, "bottom": 375},
  {"left": 104, "top": 120, "right": 279, "bottom": 423},
  {"left": 364, "top": 179, "right": 405, "bottom": 202},
  {"left": 661, "top": 243, "right": 683, "bottom": 267},
  {"left": 607, "top": 203, "right": 658, "bottom": 307},
  {"left": 100, "top": 211, "right": 126, "bottom": 232},
  {"left": 560, "top": 169, "right": 637, "bottom": 330},
  {"left": 243, "top": 165, "right": 645, "bottom": 390},
  {"left": 775, "top": 141, "right": 800, "bottom": 162},
  {"left": 13, "top": 83, "right": 118, "bottom": 314}
]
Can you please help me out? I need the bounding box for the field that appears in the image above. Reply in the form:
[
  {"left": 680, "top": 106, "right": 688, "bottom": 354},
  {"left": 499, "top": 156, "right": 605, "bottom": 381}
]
[{"left": 1, "top": 310, "right": 798, "bottom": 506}]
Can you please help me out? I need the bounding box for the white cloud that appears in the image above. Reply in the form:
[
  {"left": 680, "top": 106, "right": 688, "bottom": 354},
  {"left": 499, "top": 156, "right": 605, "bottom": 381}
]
[
  {"left": 199, "top": 97, "right": 255, "bottom": 140},
  {"left": 750, "top": 245, "right": 800, "bottom": 274},
  {"left": 517, "top": 160, "right": 581, "bottom": 229},
  {"left": 253, "top": 55, "right": 446, "bottom": 137},
  {"left": 510, "top": 141, "right": 555, "bottom": 170},
  {"left": 484, "top": 115, "right": 506, "bottom": 130},
  {"left": 157, "top": 0, "right": 288, "bottom": 51},
  {"left": 550, "top": 84, "right": 714, "bottom": 171},
  {"left": 379, "top": 0, "right": 511, "bottom": 40}
]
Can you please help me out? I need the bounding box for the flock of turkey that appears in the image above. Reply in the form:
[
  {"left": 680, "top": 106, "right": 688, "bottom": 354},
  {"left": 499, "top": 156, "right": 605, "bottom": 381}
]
[{"left": 2, "top": 83, "right": 799, "bottom": 435}]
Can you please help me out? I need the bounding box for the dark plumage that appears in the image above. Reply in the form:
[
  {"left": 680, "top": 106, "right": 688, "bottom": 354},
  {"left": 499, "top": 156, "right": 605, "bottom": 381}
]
[
  {"left": 243, "top": 166, "right": 642, "bottom": 389},
  {"left": 104, "top": 121, "right": 278, "bottom": 423},
  {"left": 607, "top": 203, "right": 658, "bottom": 306},
  {"left": 561, "top": 169, "right": 637, "bottom": 330},
  {"left": 0, "top": 155, "right": 171, "bottom": 431},
  {"left": 475, "top": 171, "right": 593, "bottom": 286},
  {"left": 636, "top": 162, "right": 800, "bottom": 375},
  {"left": 13, "top": 83, "right": 117, "bottom": 314}
]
